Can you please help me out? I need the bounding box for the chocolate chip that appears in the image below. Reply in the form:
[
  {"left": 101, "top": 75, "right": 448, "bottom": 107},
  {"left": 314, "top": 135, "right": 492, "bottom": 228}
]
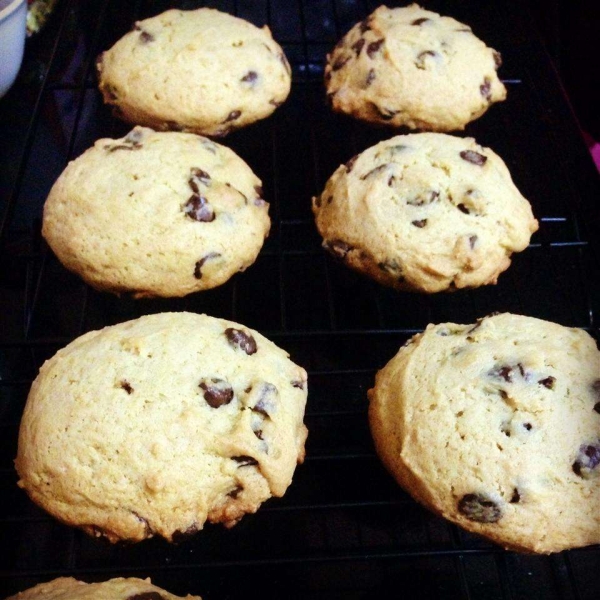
[
  {"left": 457, "top": 203, "right": 470, "bottom": 214},
  {"left": 359, "top": 18, "right": 371, "bottom": 33},
  {"left": 509, "top": 489, "right": 520, "bottom": 503},
  {"left": 595, "top": 403, "right": 600, "bottom": 414},
  {"left": 139, "top": 30, "right": 154, "bottom": 43},
  {"left": 254, "top": 184, "right": 264, "bottom": 198},
  {"left": 460, "top": 150, "right": 487, "bottom": 166},
  {"left": 171, "top": 524, "right": 199, "bottom": 543},
  {"left": 480, "top": 77, "right": 492, "bottom": 101},
  {"left": 458, "top": 493, "right": 502, "bottom": 523},
  {"left": 200, "top": 378, "right": 234, "bottom": 408},
  {"left": 189, "top": 168, "right": 211, "bottom": 192},
  {"left": 360, "top": 164, "right": 389, "bottom": 180},
  {"left": 228, "top": 485, "right": 243, "bottom": 499},
  {"left": 332, "top": 55, "right": 350, "bottom": 71},
  {"left": 524, "top": 423, "right": 532, "bottom": 431},
  {"left": 325, "top": 239, "right": 352, "bottom": 260},
  {"left": 489, "top": 365, "right": 513, "bottom": 382},
  {"left": 345, "top": 154, "right": 359, "bottom": 173},
  {"left": 466, "top": 318, "right": 484, "bottom": 336},
  {"left": 120, "top": 380, "right": 134, "bottom": 394},
  {"left": 365, "top": 68, "right": 376, "bottom": 86},
  {"left": 241, "top": 70, "right": 258, "bottom": 84},
  {"left": 314, "top": 195, "right": 322, "bottom": 208},
  {"left": 378, "top": 259, "right": 403, "bottom": 278},
  {"left": 106, "top": 129, "right": 144, "bottom": 153},
  {"left": 106, "top": 143, "right": 141, "bottom": 153},
  {"left": 292, "top": 380, "right": 305, "bottom": 390},
  {"left": 411, "top": 17, "right": 431, "bottom": 25},
  {"left": 193, "top": 252, "right": 221, "bottom": 279},
  {"left": 572, "top": 442, "right": 600, "bottom": 478},
  {"left": 201, "top": 139, "right": 217, "bottom": 154},
  {"left": 269, "top": 98, "right": 284, "bottom": 107},
  {"left": 125, "top": 129, "right": 144, "bottom": 145},
  {"left": 390, "top": 144, "right": 409, "bottom": 153},
  {"left": 412, "top": 219, "right": 427, "bottom": 228},
  {"left": 127, "top": 594, "right": 165, "bottom": 600},
  {"left": 493, "top": 51, "right": 503, "bottom": 69},
  {"left": 469, "top": 235, "right": 478, "bottom": 249},
  {"left": 225, "top": 328, "right": 258, "bottom": 355},
  {"left": 225, "top": 110, "right": 242, "bottom": 123},
  {"left": 137, "top": 21, "right": 163, "bottom": 46},
  {"left": 184, "top": 194, "right": 215, "bottom": 222},
  {"left": 232, "top": 455, "right": 258, "bottom": 466},
  {"left": 538, "top": 376, "right": 556, "bottom": 389},
  {"left": 252, "top": 382, "right": 278, "bottom": 417},
  {"left": 415, "top": 50, "right": 438, "bottom": 69},
  {"left": 352, "top": 38, "right": 366, "bottom": 56},
  {"left": 367, "top": 39, "right": 384, "bottom": 58},
  {"left": 407, "top": 190, "right": 439, "bottom": 206}
]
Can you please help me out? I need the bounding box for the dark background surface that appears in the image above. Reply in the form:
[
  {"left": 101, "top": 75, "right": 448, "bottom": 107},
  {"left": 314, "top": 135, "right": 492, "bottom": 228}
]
[{"left": 0, "top": 1, "right": 599, "bottom": 599}]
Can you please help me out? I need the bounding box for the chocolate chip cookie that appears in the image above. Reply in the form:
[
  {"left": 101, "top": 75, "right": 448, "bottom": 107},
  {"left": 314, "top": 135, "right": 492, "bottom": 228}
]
[
  {"left": 97, "top": 8, "right": 291, "bottom": 136},
  {"left": 16, "top": 312, "right": 308, "bottom": 543},
  {"left": 7, "top": 577, "right": 200, "bottom": 599},
  {"left": 325, "top": 4, "right": 506, "bottom": 131},
  {"left": 42, "top": 127, "right": 270, "bottom": 298},
  {"left": 312, "top": 133, "right": 538, "bottom": 293},
  {"left": 368, "top": 313, "right": 600, "bottom": 553}
]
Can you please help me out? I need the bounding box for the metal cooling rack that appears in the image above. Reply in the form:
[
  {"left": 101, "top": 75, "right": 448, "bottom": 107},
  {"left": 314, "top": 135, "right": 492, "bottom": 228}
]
[{"left": 0, "top": 0, "right": 599, "bottom": 598}]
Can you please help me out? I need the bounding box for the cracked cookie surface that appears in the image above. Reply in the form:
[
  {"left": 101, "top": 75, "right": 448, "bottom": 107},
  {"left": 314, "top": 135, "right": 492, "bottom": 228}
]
[
  {"left": 42, "top": 127, "right": 270, "bottom": 298},
  {"left": 97, "top": 8, "right": 291, "bottom": 136},
  {"left": 325, "top": 4, "right": 506, "bottom": 131},
  {"left": 368, "top": 313, "right": 600, "bottom": 553},
  {"left": 7, "top": 577, "right": 201, "bottom": 599},
  {"left": 312, "top": 132, "right": 537, "bottom": 293},
  {"left": 16, "top": 312, "right": 308, "bottom": 543}
]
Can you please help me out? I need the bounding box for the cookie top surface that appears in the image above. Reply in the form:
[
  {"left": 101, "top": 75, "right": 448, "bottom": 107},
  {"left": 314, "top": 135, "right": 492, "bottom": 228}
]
[
  {"left": 312, "top": 133, "right": 538, "bottom": 293},
  {"left": 16, "top": 312, "right": 308, "bottom": 543},
  {"left": 97, "top": 8, "right": 291, "bottom": 136},
  {"left": 7, "top": 577, "right": 200, "bottom": 600},
  {"left": 42, "top": 127, "right": 270, "bottom": 298},
  {"left": 368, "top": 313, "right": 600, "bottom": 553},
  {"left": 325, "top": 4, "right": 506, "bottom": 131}
]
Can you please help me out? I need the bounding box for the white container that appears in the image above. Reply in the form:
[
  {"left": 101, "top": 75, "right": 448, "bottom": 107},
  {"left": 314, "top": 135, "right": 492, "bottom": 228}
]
[{"left": 0, "top": 0, "right": 27, "bottom": 98}]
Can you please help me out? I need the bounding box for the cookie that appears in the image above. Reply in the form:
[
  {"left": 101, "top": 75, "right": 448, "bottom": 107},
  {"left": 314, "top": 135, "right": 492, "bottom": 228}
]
[
  {"left": 312, "top": 133, "right": 538, "bottom": 293},
  {"left": 368, "top": 313, "right": 600, "bottom": 553},
  {"left": 7, "top": 577, "right": 200, "bottom": 599},
  {"left": 325, "top": 4, "right": 506, "bottom": 131},
  {"left": 42, "top": 127, "right": 270, "bottom": 298},
  {"left": 16, "top": 312, "right": 308, "bottom": 543},
  {"left": 97, "top": 8, "right": 291, "bottom": 137}
]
